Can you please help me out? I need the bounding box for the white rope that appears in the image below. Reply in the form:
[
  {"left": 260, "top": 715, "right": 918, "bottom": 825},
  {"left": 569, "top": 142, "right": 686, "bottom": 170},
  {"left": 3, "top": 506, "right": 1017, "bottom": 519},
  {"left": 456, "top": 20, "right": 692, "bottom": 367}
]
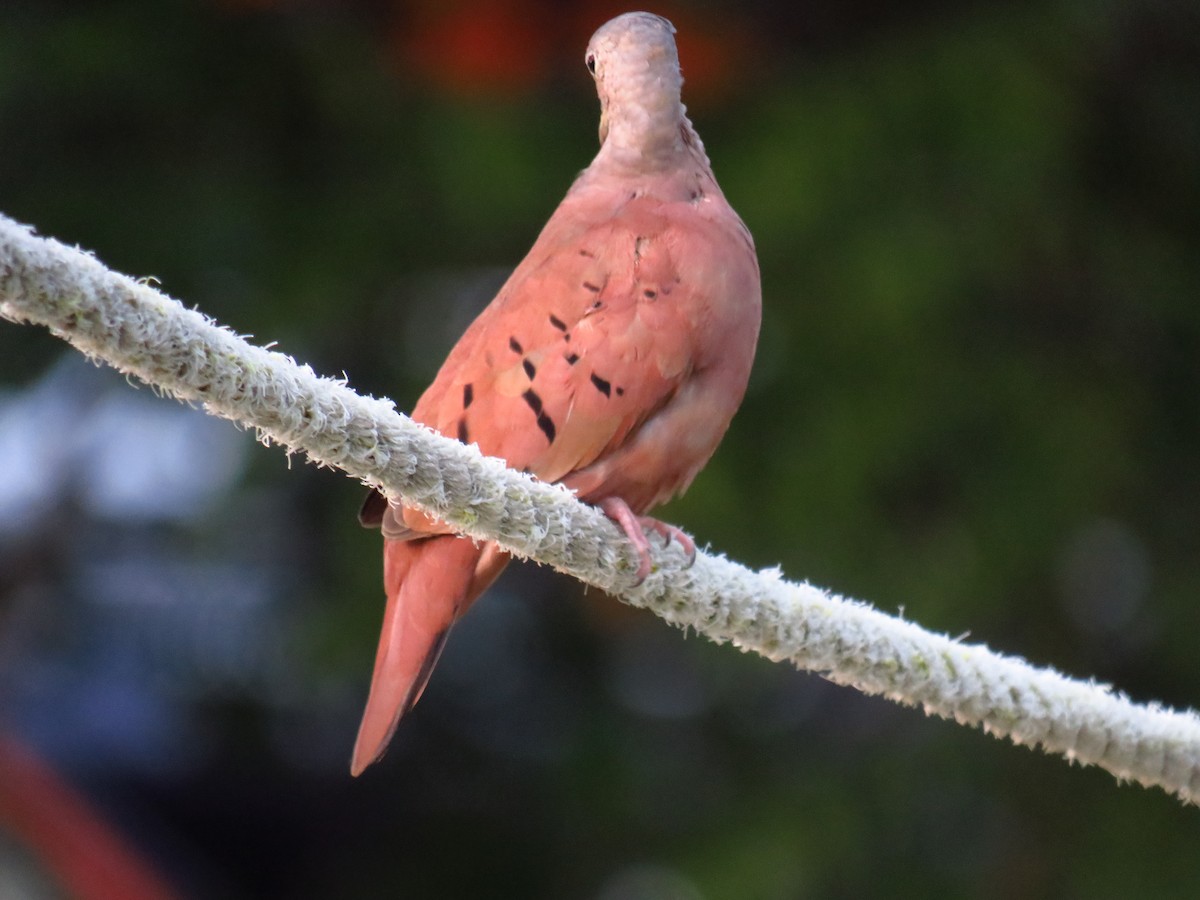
[{"left": 2, "top": 213, "right": 1197, "bottom": 805}]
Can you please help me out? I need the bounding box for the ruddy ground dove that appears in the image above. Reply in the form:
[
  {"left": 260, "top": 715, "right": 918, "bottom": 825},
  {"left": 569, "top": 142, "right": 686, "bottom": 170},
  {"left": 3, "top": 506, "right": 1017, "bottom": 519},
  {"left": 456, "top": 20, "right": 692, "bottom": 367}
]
[{"left": 353, "top": 11, "right": 761, "bottom": 775}]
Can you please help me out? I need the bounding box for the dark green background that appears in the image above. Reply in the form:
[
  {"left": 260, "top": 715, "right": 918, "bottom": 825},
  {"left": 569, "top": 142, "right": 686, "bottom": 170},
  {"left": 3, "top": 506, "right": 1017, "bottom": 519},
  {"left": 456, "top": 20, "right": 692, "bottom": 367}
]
[{"left": 2, "top": 1, "right": 1198, "bottom": 897}]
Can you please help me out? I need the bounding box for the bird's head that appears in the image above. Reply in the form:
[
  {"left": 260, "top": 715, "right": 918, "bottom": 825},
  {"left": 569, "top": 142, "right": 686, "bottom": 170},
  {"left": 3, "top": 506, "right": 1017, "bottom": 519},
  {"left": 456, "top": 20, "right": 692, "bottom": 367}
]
[{"left": 585, "top": 12, "right": 687, "bottom": 166}]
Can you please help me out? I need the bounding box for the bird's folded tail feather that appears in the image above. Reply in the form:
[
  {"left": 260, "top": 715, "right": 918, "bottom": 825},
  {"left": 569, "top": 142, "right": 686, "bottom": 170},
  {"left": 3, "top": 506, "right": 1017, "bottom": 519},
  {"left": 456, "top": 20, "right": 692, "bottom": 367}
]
[{"left": 350, "top": 535, "right": 484, "bottom": 776}]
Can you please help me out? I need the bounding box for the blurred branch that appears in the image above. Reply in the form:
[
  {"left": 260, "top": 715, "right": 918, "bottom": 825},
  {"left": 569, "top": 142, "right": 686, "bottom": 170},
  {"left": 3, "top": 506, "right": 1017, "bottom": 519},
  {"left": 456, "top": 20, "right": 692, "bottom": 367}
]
[{"left": 2, "top": 213, "right": 1198, "bottom": 806}]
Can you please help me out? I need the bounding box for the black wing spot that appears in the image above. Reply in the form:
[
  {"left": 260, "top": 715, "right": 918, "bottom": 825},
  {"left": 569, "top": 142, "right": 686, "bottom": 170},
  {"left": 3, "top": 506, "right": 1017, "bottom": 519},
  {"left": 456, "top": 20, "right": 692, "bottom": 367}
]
[
  {"left": 509, "top": 336, "right": 523, "bottom": 354},
  {"left": 643, "top": 288, "right": 657, "bottom": 299},
  {"left": 522, "top": 359, "right": 536, "bottom": 379},
  {"left": 549, "top": 314, "right": 567, "bottom": 331},
  {"left": 582, "top": 281, "right": 601, "bottom": 293},
  {"left": 522, "top": 388, "right": 544, "bottom": 415},
  {"left": 634, "top": 235, "right": 650, "bottom": 262},
  {"left": 565, "top": 352, "right": 580, "bottom": 365},
  {"left": 523, "top": 390, "right": 556, "bottom": 443},
  {"left": 457, "top": 419, "right": 469, "bottom": 443},
  {"left": 462, "top": 383, "right": 474, "bottom": 408},
  {"left": 590, "top": 373, "right": 612, "bottom": 397}
]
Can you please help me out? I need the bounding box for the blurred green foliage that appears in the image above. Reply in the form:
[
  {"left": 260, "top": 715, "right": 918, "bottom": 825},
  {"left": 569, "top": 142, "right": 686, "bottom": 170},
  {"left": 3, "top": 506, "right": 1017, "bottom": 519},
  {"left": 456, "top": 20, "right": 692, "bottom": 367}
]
[{"left": 1, "top": 0, "right": 1199, "bottom": 897}]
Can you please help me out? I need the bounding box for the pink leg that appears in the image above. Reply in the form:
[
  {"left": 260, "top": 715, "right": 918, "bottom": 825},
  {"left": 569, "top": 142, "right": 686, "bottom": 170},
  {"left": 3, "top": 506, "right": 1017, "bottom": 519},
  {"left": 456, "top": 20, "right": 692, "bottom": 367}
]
[{"left": 599, "top": 497, "right": 697, "bottom": 584}]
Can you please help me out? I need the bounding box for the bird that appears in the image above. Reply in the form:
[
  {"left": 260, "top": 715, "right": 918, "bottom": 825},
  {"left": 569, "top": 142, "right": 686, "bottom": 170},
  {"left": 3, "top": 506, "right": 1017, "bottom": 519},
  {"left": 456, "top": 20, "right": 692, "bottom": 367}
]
[{"left": 352, "top": 11, "right": 761, "bottom": 776}]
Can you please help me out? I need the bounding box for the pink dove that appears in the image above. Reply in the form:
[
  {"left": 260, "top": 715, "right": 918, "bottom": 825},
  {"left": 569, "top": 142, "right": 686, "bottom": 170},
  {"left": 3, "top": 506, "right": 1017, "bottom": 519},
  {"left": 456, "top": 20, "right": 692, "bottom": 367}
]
[{"left": 352, "top": 11, "right": 761, "bottom": 776}]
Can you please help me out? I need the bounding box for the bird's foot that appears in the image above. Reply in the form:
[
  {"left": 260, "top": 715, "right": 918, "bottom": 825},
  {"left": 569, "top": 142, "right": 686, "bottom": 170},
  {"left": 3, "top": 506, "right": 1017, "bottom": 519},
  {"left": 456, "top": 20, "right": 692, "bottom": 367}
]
[
  {"left": 641, "top": 517, "right": 697, "bottom": 566},
  {"left": 599, "top": 497, "right": 697, "bottom": 584}
]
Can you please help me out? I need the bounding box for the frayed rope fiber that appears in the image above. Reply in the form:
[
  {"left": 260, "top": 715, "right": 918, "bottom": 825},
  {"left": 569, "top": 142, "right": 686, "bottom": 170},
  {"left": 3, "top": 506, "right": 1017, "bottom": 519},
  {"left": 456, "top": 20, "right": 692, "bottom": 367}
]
[{"left": 2, "top": 213, "right": 1198, "bottom": 805}]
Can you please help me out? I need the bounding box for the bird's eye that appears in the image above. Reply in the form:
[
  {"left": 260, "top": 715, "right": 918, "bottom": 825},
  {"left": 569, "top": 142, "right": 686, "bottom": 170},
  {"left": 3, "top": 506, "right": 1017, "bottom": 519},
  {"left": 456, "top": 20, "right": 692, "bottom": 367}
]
[{"left": 585, "top": 54, "right": 596, "bottom": 74}]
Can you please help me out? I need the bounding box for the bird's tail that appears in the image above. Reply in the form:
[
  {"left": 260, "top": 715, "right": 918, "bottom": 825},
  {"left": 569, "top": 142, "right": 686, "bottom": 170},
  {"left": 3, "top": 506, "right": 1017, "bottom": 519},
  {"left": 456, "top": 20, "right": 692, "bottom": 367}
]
[{"left": 351, "top": 534, "right": 507, "bottom": 776}]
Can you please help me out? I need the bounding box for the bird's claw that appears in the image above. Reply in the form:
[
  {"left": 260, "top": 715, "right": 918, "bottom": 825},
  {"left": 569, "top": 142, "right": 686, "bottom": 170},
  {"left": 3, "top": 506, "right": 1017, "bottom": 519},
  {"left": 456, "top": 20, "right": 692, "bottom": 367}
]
[
  {"left": 642, "top": 519, "right": 697, "bottom": 568},
  {"left": 599, "top": 497, "right": 696, "bottom": 585}
]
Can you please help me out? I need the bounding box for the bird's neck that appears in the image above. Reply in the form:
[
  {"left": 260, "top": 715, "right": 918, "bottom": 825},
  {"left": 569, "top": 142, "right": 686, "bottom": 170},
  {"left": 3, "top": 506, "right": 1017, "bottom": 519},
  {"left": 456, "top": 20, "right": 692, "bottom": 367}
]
[{"left": 597, "top": 110, "right": 711, "bottom": 176}]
